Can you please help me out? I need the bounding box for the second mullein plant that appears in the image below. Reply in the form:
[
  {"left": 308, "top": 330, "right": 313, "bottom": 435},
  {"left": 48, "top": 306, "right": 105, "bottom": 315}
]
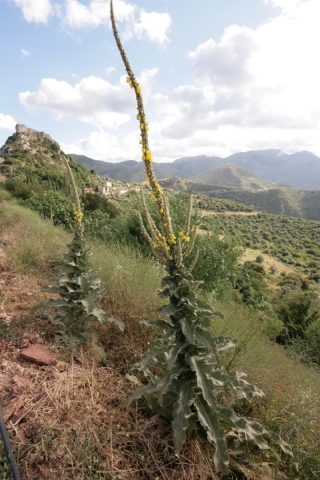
[
  {"left": 34, "top": 156, "right": 124, "bottom": 354},
  {"left": 110, "top": 0, "right": 291, "bottom": 475}
]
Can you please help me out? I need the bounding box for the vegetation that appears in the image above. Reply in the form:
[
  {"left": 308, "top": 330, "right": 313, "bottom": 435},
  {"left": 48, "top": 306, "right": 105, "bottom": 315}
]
[
  {"left": 192, "top": 163, "right": 284, "bottom": 189},
  {"left": 185, "top": 181, "right": 320, "bottom": 222},
  {"left": 110, "top": 2, "right": 292, "bottom": 476},
  {"left": 1, "top": 3, "right": 320, "bottom": 477},
  {"left": 1, "top": 182, "right": 320, "bottom": 479},
  {"left": 32, "top": 157, "right": 124, "bottom": 354}
]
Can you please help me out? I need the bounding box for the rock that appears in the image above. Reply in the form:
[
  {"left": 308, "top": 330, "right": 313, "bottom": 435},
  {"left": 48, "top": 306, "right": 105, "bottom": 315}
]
[
  {"left": 29, "top": 332, "right": 42, "bottom": 344},
  {"left": 12, "top": 408, "right": 27, "bottom": 424},
  {"left": 12, "top": 375, "right": 27, "bottom": 387},
  {"left": 17, "top": 428, "right": 28, "bottom": 443},
  {"left": 20, "top": 345, "right": 57, "bottom": 365},
  {"left": 7, "top": 385, "right": 24, "bottom": 396},
  {"left": 19, "top": 338, "right": 30, "bottom": 348},
  {"left": 24, "top": 420, "right": 40, "bottom": 438},
  {"left": 55, "top": 361, "right": 67, "bottom": 372},
  {"left": 2, "top": 396, "right": 27, "bottom": 421}
]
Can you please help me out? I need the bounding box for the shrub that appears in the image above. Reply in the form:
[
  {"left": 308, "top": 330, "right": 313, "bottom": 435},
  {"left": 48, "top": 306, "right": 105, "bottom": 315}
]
[
  {"left": 275, "top": 292, "right": 320, "bottom": 343},
  {"left": 255, "top": 254, "right": 264, "bottom": 263}
]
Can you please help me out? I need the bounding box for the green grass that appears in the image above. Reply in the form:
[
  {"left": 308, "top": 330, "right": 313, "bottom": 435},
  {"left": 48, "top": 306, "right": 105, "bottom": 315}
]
[{"left": 209, "top": 294, "right": 320, "bottom": 478}]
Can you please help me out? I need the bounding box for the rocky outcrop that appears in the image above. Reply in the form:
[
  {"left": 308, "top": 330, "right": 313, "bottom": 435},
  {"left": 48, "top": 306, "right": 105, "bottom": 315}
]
[
  {"left": 15, "top": 124, "right": 53, "bottom": 141},
  {"left": 0, "top": 124, "right": 55, "bottom": 156}
]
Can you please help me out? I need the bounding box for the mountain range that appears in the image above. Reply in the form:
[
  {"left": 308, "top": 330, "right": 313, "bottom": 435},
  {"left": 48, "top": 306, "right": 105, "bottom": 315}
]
[{"left": 72, "top": 149, "right": 320, "bottom": 190}]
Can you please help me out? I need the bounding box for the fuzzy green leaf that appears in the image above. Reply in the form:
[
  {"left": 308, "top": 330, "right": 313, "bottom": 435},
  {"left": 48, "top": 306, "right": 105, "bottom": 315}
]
[
  {"left": 214, "top": 336, "right": 237, "bottom": 352},
  {"left": 160, "top": 303, "right": 180, "bottom": 316},
  {"left": 78, "top": 297, "right": 95, "bottom": 314},
  {"left": 141, "top": 319, "right": 173, "bottom": 329},
  {"left": 194, "top": 394, "right": 229, "bottom": 475},
  {"left": 194, "top": 328, "right": 217, "bottom": 353},
  {"left": 196, "top": 299, "right": 216, "bottom": 313},
  {"left": 165, "top": 340, "right": 185, "bottom": 370},
  {"left": 92, "top": 308, "right": 125, "bottom": 331},
  {"left": 187, "top": 356, "right": 218, "bottom": 410},
  {"left": 210, "top": 370, "right": 264, "bottom": 401},
  {"left": 157, "top": 365, "right": 184, "bottom": 404},
  {"left": 127, "top": 383, "right": 157, "bottom": 406},
  {"left": 42, "top": 299, "right": 70, "bottom": 308},
  {"left": 180, "top": 317, "right": 196, "bottom": 343},
  {"left": 172, "top": 379, "right": 196, "bottom": 453}
]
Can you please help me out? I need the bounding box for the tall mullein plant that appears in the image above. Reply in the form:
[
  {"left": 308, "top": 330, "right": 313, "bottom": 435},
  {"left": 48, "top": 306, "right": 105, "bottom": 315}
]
[
  {"left": 36, "top": 156, "right": 124, "bottom": 351},
  {"left": 111, "top": 1, "right": 291, "bottom": 474}
]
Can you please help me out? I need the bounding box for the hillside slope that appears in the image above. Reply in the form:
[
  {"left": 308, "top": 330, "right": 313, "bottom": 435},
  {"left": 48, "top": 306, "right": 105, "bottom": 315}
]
[
  {"left": 183, "top": 181, "right": 320, "bottom": 221},
  {"left": 0, "top": 125, "right": 102, "bottom": 191},
  {"left": 192, "top": 163, "right": 285, "bottom": 189}
]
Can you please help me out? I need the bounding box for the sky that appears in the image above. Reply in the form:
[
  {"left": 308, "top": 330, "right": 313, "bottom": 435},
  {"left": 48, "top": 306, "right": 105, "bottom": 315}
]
[{"left": 0, "top": 0, "right": 320, "bottom": 163}]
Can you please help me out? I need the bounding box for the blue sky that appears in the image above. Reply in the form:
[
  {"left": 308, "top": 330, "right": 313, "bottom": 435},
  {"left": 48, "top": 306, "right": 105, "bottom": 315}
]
[{"left": 1, "top": 0, "right": 319, "bottom": 162}]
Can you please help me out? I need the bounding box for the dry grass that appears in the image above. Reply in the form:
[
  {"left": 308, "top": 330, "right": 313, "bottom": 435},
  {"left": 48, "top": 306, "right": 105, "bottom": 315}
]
[{"left": 0, "top": 342, "right": 223, "bottom": 480}]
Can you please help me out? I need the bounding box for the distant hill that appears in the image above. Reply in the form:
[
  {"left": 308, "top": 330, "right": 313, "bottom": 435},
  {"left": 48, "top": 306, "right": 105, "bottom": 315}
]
[
  {"left": 221, "top": 149, "right": 320, "bottom": 190},
  {"left": 72, "top": 148, "right": 320, "bottom": 190},
  {"left": 72, "top": 154, "right": 180, "bottom": 182},
  {"left": 192, "top": 163, "right": 285, "bottom": 189}
]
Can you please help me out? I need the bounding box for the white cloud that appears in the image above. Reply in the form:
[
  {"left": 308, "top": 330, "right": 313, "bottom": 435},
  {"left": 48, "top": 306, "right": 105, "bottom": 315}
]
[
  {"left": 61, "top": 129, "right": 141, "bottom": 161},
  {"left": 105, "top": 67, "right": 115, "bottom": 76},
  {"left": 21, "top": 48, "right": 31, "bottom": 56},
  {"left": 133, "top": 10, "right": 171, "bottom": 45},
  {"left": 64, "top": 0, "right": 172, "bottom": 45},
  {"left": 13, "top": 0, "right": 53, "bottom": 24},
  {"left": 20, "top": 75, "right": 133, "bottom": 128},
  {"left": 0, "top": 113, "right": 16, "bottom": 131},
  {"left": 146, "top": 0, "right": 320, "bottom": 158},
  {"left": 189, "top": 27, "right": 257, "bottom": 86},
  {"left": 19, "top": 69, "right": 157, "bottom": 129},
  {"left": 64, "top": 0, "right": 135, "bottom": 29},
  {"left": 265, "top": 0, "right": 303, "bottom": 11}
]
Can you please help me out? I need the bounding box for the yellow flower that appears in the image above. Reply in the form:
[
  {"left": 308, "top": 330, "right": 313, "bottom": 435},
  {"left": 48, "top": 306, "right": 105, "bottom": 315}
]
[{"left": 137, "top": 85, "right": 141, "bottom": 93}]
